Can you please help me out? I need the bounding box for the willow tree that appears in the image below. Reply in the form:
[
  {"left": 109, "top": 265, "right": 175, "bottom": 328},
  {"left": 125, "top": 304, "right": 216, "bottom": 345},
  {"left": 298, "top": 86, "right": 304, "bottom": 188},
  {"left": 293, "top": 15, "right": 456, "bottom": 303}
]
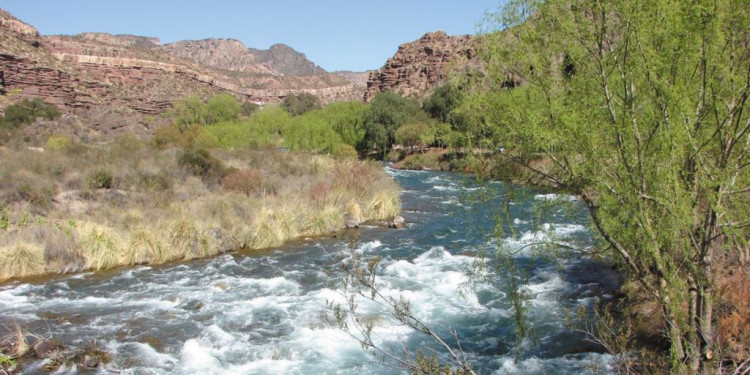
[{"left": 473, "top": 0, "right": 750, "bottom": 373}]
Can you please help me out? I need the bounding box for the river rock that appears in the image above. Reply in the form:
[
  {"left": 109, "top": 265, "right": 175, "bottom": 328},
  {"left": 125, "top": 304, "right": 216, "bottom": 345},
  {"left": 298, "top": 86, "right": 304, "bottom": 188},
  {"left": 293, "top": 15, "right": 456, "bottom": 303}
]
[
  {"left": 82, "top": 354, "right": 99, "bottom": 368},
  {"left": 344, "top": 220, "right": 359, "bottom": 229},
  {"left": 32, "top": 339, "right": 55, "bottom": 359},
  {"left": 389, "top": 216, "right": 406, "bottom": 229}
]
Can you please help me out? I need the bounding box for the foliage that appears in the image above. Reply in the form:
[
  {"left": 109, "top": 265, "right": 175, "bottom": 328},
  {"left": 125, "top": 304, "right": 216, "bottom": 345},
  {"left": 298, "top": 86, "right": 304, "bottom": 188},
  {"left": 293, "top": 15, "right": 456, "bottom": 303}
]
[
  {"left": 281, "top": 92, "right": 322, "bottom": 116},
  {"left": 0, "top": 98, "right": 61, "bottom": 129},
  {"left": 171, "top": 95, "right": 205, "bottom": 130},
  {"left": 395, "top": 122, "right": 435, "bottom": 151},
  {"left": 177, "top": 148, "right": 226, "bottom": 184},
  {"left": 87, "top": 170, "right": 114, "bottom": 190},
  {"left": 202, "top": 94, "right": 240, "bottom": 125},
  {"left": 283, "top": 111, "right": 344, "bottom": 153},
  {"left": 474, "top": 0, "right": 750, "bottom": 372},
  {"left": 46, "top": 135, "right": 72, "bottom": 151},
  {"left": 170, "top": 94, "right": 240, "bottom": 128},
  {"left": 423, "top": 83, "right": 463, "bottom": 124},
  {"left": 317, "top": 101, "right": 368, "bottom": 146},
  {"left": 361, "top": 92, "right": 425, "bottom": 157}
]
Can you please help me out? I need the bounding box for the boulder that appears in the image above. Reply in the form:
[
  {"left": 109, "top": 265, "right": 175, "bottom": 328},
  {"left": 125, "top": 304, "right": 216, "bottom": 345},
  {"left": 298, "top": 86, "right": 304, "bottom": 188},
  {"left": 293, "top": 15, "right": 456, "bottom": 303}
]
[
  {"left": 344, "top": 220, "right": 360, "bottom": 229},
  {"left": 82, "top": 354, "right": 99, "bottom": 368},
  {"left": 32, "top": 339, "right": 55, "bottom": 359},
  {"left": 389, "top": 216, "right": 406, "bottom": 229}
]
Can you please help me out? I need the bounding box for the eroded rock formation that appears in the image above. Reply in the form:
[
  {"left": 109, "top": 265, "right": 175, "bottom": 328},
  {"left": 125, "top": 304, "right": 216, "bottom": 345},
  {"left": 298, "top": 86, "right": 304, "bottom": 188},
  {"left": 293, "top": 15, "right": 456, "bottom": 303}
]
[{"left": 364, "top": 31, "right": 481, "bottom": 101}]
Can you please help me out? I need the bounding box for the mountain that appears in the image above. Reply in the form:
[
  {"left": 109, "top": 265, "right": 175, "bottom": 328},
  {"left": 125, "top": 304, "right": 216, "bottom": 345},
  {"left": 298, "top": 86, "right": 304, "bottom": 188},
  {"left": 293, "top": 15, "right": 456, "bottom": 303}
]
[
  {"left": 364, "top": 31, "right": 482, "bottom": 101},
  {"left": 0, "top": 8, "right": 364, "bottom": 137},
  {"left": 160, "top": 39, "right": 327, "bottom": 76}
]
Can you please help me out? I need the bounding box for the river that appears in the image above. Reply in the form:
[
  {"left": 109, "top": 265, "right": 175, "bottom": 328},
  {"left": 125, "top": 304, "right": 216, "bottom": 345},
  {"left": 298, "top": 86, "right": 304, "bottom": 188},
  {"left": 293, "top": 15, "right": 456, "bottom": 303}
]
[{"left": 0, "top": 168, "right": 621, "bottom": 374}]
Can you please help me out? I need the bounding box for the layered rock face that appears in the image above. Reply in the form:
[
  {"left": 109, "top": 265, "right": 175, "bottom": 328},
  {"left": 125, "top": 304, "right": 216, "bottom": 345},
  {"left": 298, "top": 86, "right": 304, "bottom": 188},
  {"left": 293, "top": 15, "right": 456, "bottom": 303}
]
[
  {"left": 364, "top": 31, "right": 481, "bottom": 101},
  {"left": 0, "top": 8, "right": 365, "bottom": 135}
]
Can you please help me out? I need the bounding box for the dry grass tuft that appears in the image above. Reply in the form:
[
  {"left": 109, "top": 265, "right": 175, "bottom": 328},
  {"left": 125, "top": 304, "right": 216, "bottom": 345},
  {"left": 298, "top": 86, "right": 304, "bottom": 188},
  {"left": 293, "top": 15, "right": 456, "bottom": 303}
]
[
  {"left": 79, "top": 223, "right": 122, "bottom": 271},
  {"left": 0, "top": 243, "right": 45, "bottom": 281},
  {"left": 126, "top": 228, "right": 167, "bottom": 265},
  {"left": 366, "top": 191, "right": 402, "bottom": 221}
]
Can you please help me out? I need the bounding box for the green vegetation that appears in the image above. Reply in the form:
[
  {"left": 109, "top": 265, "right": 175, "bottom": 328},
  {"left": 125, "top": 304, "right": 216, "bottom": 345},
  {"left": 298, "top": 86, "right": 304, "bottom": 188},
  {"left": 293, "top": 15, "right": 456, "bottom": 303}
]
[
  {"left": 444, "top": 0, "right": 750, "bottom": 373},
  {"left": 0, "top": 98, "right": 61, "bottom": 141},
  {"left": 281, "top": 92, "right": 322, "bottom": 116},
  {"left": 361, "top": 92, "right": 430, "bottom": 157}
]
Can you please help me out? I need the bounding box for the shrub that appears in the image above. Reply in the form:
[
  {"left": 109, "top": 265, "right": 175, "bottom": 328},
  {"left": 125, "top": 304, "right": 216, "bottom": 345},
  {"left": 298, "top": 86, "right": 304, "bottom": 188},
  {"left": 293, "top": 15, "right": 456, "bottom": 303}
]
[
  {"left": 138, "top": 171, "right": 173, "bottom": 192},
  {"left": 152, "top": 125, "right": 183, "bottom": 148},
  {"left": 0, "top": 98, "right": 62, "bottom": 129},
  {"left": 202, "top": 94, "right": 240, "bottom": 125},
  {"left": 46, "top": 135, "right": 71, "bottom": 151},
  {"left": 221, "top": 168, "right": 265, "bottom": 196},
  {"left": 87, "top": 170, "right": 114, "bottom": 190},
  {"left": 281, "top": 93, "right": 321, "bottom": 116},
  {"left": 177, "top": 148, "right": 225, "bottom": 184},
  {"left": 333, "top": 144, "right": 358, "bottom": 160}
]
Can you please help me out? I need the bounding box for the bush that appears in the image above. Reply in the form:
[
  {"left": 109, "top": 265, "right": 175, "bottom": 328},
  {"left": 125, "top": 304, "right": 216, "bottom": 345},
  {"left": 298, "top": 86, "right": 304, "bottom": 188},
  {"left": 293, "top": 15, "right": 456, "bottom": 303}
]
[
  {"left": 221, "top": 168, "right": 265, "bottom": 196},
  {"left": 46, "top": 135, "right": 72, "bottom": 151},
  {"left": 333, "top": 144, "right": 358, "bottom": 160},
  {"left": 152, "top": 125, "right": 183, "bottom": 148},
  {"left": 177, "top": 148, "right": 225, "bottom": 184},
  {"left": 202, "top": 94, "right": 240, "bottom": 125},
  {"left": 0, "top": 98, "right": 62, "bottom": 129},
  {"left": 281, "top": 93, "right": 321, "bottom": 116},
  {"left": 87, "top": 170, "right": 114, "bottom": 190}
]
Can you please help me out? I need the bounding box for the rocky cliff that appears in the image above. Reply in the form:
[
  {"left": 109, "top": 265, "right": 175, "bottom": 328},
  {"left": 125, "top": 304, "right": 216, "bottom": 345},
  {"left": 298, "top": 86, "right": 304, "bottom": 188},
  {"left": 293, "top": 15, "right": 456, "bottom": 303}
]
[
  {"left": 364, "top": 31, "right": 481, "bottom": 101},
  {"left": 0, "top": 8, "right": 365, "bottom": 137}
]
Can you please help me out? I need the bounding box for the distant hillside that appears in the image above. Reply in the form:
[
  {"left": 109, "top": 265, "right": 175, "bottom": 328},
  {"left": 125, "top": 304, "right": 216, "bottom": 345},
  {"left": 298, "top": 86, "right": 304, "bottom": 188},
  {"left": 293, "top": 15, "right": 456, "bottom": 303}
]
[
  {"left": 160, "top": 39, "right": 327, "bottom": 76},
  {"left": 0, "top": 8, "right": 364, "bottom": 137}
]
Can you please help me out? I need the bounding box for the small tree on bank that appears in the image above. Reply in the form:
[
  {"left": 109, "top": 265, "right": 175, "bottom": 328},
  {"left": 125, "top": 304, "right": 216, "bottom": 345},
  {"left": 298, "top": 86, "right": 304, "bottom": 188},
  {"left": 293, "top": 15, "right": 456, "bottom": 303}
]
[{"left": 471, "top": 0, "right": 750, "bottom": 373}]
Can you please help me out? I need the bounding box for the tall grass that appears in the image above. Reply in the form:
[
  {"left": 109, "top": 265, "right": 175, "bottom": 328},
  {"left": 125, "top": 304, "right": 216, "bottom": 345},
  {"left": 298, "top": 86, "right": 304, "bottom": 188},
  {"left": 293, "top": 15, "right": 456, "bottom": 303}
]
[
  {"left": 0, "top": 133, "right": 401, "bottom": 281},
  {"left": 0, "top": 243, "right": 45, "bottom": 280}
]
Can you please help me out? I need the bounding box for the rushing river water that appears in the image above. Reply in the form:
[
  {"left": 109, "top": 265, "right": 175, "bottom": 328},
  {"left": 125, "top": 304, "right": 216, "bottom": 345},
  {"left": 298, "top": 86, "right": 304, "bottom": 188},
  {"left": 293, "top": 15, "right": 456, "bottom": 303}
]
[{"left": 1, "top": 168, "right": 621, "bottom": 374}]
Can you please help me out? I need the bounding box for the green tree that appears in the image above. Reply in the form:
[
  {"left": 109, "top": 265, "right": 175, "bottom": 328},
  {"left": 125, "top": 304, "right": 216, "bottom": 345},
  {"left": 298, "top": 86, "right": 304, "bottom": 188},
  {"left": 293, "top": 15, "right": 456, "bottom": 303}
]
[
  {"left": 361, "top": 92, "right": 424, "bottom": 157},
  {"left": 281, "top": 92, "right": 322, "bottom": 116},
  {"left": 171, "top": 96, "right": 205, "bottom": 130},
  {"left": 202, "top": 94, "right": 240, "bottom": 125},
  {"left": 473, "top": 0, "right": 750, "bottom": 373},
  {"left": 395, "top": 122, "right": 434, "bottom": 152},
  {"left": 423, "top": 83, "right": 463, "bottom": 123},
  {"left": 318, "top": 101, "right": 368, "bottom": 147}
]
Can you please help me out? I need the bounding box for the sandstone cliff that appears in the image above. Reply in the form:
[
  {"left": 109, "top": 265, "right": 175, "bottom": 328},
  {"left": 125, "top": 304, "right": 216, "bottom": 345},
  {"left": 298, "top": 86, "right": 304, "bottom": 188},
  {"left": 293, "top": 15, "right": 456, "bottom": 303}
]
[{"left": 364, "top": 31, "right": 481, "bottom": 102}]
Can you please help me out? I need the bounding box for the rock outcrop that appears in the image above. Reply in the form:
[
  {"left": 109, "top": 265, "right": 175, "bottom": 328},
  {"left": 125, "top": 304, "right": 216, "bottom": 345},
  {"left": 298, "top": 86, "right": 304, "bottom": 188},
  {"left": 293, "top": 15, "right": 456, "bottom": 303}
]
[{"left": 364, "top": 31, "right": 481, "bottom": 101}]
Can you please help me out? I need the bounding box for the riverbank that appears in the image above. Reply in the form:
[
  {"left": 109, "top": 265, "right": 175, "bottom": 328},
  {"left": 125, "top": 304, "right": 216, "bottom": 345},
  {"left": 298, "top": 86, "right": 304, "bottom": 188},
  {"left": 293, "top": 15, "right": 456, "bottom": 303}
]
[{"left": 0, "top": 135, "right": 401, "bottom": 283}]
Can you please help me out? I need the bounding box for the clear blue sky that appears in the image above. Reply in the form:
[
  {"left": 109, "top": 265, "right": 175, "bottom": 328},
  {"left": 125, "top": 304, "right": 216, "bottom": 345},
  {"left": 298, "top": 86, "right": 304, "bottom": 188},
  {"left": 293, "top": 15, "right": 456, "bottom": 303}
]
[{"left": 2, "top": 0, "right": 505, "bottom": 72}]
